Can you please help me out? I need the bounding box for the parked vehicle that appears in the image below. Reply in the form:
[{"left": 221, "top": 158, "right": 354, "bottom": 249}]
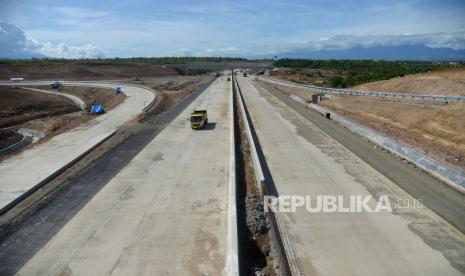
[
  {"left": 50, "top": 81, "right": 61, "bottom": 89},
  {"left": 114, "top": 86, "right": 122, "bottom": 94}
]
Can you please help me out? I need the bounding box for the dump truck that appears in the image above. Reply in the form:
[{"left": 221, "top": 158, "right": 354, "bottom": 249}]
[{"left": 190, "top": 110, "right": 208, "bottom": 129}]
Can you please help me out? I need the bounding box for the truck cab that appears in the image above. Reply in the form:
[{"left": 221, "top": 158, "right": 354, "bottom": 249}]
[{"left": 190, "top": 110, "right": 208, "bottom": 129}]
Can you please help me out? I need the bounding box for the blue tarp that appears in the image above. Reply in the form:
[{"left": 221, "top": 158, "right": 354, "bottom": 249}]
[
  {"left": 90, "top": 104, "right": 105, "bottom": 114},
  {"left": 114, "top": 86, "right": 122, "bottom": 94}
]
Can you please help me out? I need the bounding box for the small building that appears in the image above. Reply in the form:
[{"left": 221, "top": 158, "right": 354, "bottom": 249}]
[{"left": 311, "top": 93, "right": 325, "bottom": 103}]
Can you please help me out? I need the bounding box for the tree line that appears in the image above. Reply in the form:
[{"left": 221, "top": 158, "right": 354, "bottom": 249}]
[
  {"left": 273, "top": 59, "right": 459, "bottom": 87},
  {"left": 0, "top": 57, "right": 247, "bottom": 66}
]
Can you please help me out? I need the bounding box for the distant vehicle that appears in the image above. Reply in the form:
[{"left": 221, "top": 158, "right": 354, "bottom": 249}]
[
  {"left": 216, "top": 72, "right": 221, "bottom": 77},
  {"left": 50, "top": 81, "right": 62, "bottom": 89},
  {"left": 114, "top": 86, "right": 122, "bottom": 94},
  {"left": 243, "top": 72, "right": 247, "bottom": 77},
  {"left": 190, "top": 110, "right": 208, "bottom": 129},
  {"left": 90, "top": 104, "right": 105, "bottom": 114},
  {"left": 10, "top": 77, "right": 23, "bottom": 82},
  {"left": 227, "top": 77, "right": 231, "bottom": 81}
]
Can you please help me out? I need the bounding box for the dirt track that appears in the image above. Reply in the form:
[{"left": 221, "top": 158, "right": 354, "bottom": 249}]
[{"left": 30, "top": 85, "right": 124, "bottom": 111}]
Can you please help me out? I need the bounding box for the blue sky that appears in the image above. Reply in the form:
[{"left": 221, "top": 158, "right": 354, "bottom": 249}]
[{"left": 1, "top": 0, "right": 465, "bottom": 57}]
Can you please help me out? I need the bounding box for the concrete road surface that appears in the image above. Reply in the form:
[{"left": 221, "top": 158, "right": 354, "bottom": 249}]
[
  {"left": 237, "top": 76, "right": 465, "bottom": 276},
  {"left": 0, "top": 82, "right": 154, "bottom": 213},
  {"left": 17, "top": 77, "right": 232, "bottom": 275}
]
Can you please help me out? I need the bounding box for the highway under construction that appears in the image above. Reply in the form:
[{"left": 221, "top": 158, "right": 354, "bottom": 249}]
[{"left": 0, "top": 71, "right": 465, "bottom": 276}]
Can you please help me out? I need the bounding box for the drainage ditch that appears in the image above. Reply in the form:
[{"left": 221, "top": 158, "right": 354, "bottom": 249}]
[{"left": 234, "top": 78, "right": 278, "bottom": 276}]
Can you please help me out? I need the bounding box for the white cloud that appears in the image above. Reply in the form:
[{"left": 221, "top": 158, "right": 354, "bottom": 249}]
[
  {"left": 201, "top": 46, "right": 246, "bottom": 56},
  {"left": 32, "top": 40, "right": 107, "bottom": 58},
  {"left": 0, "top": 21, "right": 41, "bottom": 58},
  {"left": 281, "top": 32, "right": 465, "bottom": 53},
  {"left": 0, "top": 21, "right": 107, "bottom": 58}
]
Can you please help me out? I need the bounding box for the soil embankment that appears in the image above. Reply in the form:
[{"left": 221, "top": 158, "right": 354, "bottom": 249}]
[
  {"left": 0, "top": 85, "right": 125, "bottom": 155},
  {"left": 353, "top": 67, "right": 465, "bottom": 96},
  {"left": 0, "top": 62, "right": 179, "bottom": 80},
  {"left": 0, "top": 87, "right": 79, "bottom": 129}
]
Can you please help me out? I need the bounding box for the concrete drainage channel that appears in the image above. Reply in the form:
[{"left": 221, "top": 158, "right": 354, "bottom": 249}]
[{"left": 232, "top": 74, "right": 293, "bottom": 276}]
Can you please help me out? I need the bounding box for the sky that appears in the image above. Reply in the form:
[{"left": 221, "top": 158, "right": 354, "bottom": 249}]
[{"left": 1, "top": 0, "right": 465, "bottom": 58}]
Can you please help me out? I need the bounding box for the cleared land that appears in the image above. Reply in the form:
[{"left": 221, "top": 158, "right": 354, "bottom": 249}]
[
  {"left": 0, "top": 129, "right": 22, "bottom": 149},
  {"left": 267, "top": 68, "right": 343, "bottom": 86},
  {"left": 0, "top": 62, "right": 178, "bottom": 80},
  {"left": 30, "top": 85, "right": 124, "bottom": 111},
  {"left": 0, "top": 85, "right": 124, "bottom": 157},
  {"left": 0, "top": 77, "right": 208, "bottom": 155},
  {"left": 320, "top": 97, "right": 465, "bottom": 170},
  {"left": 0, "top": 86, "right": 79, "bottom": 129},
  {"left": 117, "top": 76, "right": 212, "bottom": 120},
  {"left": 353, "top": 67, "right": 465, "bottom": 96}
]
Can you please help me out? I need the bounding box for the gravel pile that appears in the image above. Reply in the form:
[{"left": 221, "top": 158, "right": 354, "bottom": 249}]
[{"left": 246, "top": 193, "right": 269, "bottom": 235}]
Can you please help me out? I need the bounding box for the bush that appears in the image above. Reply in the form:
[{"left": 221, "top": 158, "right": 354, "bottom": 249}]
[{"left": 273, "top": 59, "right": 457, "bottom": 87}]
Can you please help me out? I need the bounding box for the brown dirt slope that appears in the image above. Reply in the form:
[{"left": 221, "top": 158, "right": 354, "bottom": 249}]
[
  {"left": 353, "top": 67, "right": 465, "bottom": 96},
  {"left": 31, "top": 85, "right": 125, "bottom": 111},
  {"left": 0, "top": 85, "right": 126, "bottom": 156},
  {"left": 268, "top": 68, "right": 343, "bottom": 86},
  {"left": 0, "top": 130, "right": 22, "bottom": 149},
  {"left": 0, "top": 87, "right": 79, "bottom": 128},
  {"left": 0, "top": 62, "right": 179, "bottom": 80}
]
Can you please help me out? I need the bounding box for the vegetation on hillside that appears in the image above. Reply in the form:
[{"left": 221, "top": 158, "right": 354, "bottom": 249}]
[
  {"left": 273, "top": 59, "right": 460, "bottom": 87},
  {"left": 0, "top": 57, "right": 247, "bottom": 66}
]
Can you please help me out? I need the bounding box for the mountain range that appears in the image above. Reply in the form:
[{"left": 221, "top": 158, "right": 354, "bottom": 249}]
[{"left": 252, "top": 44, "right": 465, "bottom": 61}]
